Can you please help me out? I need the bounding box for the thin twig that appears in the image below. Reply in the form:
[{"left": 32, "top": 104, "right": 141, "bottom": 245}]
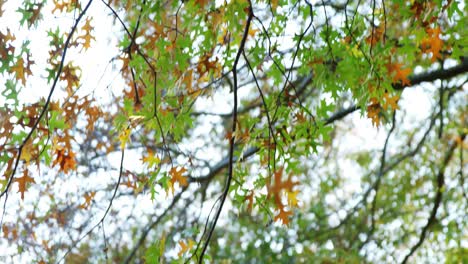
[
  {"left": 0, "top": 0, "right": 95, "bottom": 227},
  {"left": 197, "top": 2, "right": 254, "bottom": 262}
]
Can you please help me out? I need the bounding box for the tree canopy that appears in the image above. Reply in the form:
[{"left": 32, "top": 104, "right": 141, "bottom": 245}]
[{"left": 0, "top": 0, "right": 467, "bottom": 263}]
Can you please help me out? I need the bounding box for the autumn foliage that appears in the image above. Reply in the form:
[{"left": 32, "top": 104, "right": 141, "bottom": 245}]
[{"left": 0, "top": 0, "right": 467, "bottom": 263}]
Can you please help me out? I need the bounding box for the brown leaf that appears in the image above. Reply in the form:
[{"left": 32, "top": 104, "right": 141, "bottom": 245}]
[
  {"left": 10, "top": 58, "right": 27, "bottom": 85},
  {"left": 15, "top": 169, "right": 35, "bottom": 200},
  {"left": 274, "top": 208, "right": 293, "bottom": 226}
]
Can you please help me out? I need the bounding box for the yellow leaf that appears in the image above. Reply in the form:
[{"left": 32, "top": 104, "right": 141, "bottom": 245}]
[
  {"left": 166, "top": 181, "right": 174, "bottom": 196},
  {"left": 287, "top": 190, "right": 299, "bottom": 207},
  {"left": 248, "top": 28, "right": 259, "bottom": 38},
  {"left": 20, "top": 142, "right": 33, "bottom": 164},
  {"left": 142, "top": 150, "right": 160, "bottom": 168},
  {"left": 78, "top": 17, "right": 95, "bottom": 50},
  {"left": 178, "top": 239, "right": 195, "bottom": 257},
  {"left": 119, "top": 127, "right": 131, "bottom": 149},
  {"left": 129, "top": 115, "right": 145, "bottom": 126}
]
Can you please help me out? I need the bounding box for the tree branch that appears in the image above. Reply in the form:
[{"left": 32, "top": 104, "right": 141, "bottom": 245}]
[{"left": 401, "top": 133, "right": 466, "bottom": 264}]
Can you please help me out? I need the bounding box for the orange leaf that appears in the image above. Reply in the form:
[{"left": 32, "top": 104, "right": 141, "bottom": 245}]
[
  {"left": 79, "top": 191, "right": 96, "bottom": 210},
  {"left": 421, "top": 27, "right": 443, "bottom": 62},
  {"left": 52, "top": 141, "right": 77, "bottom": 174},
  {"left": 169, "top": 166, "right": 188, "bottom": 188},
  {"left": 268, "top": 167, "right": 298, "bottom": 211},
  {"left": 15, "top": 169, "right": 35, "bottom": 200},
  {"left": 274, "top": 208, "right": 293, "bottom": 226},
  {"left": 383, "top": 93, "right": 400, "bottom": 111},
  {"left": 386, "top": 60, "right": 411, "bottom": 86}
]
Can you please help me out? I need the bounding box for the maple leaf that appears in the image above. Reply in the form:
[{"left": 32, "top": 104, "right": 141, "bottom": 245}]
[
  {"left": 60, "top": 62, "right": 81, "bottom": 95},
  {"left": 217, "top": 27, "right": 231, "bottom": 45},
  {"left": 271, "top": 0, "right": 279, "bottom": 11},
  {"left": 52, "top": 138, "right": 77, "bottom": 174},
  {"left": 0, "top": 29, "right": 16, "bottom": 60},
  {"left": 142, "top": 150, "right": 160, "bottom": 168},
  {"left": 183, "top": 69, "right": 193, "bottom": 93},
  {"left": 77, "top": 17, "right": 95, "bottom": 50},
  {"left": 79, "top": 191, "right": 96, "bottom": 210},
  {"left": 271, "top": 168, "right": 297, "bottom": 193},
  {"left": 20, "top": 141, "right": 34, "bottom": 165},
  {"left": 245, "top": 190, "right": 254, "bottom": 213},
  {"left": 386, "top": 60, "right": 411, "bottom": 86},
  {"left": 421, "top": 27, "right": 443, "bottom": 62},
  {"left": 267, "top": 167, "right": 298, "bottom": 212},
  {"left": 85, "top": 105, "right": 101, "bottom": 131},
  {"left": 15, "top": 169, "right": 35, "bottom": 200},
  {"left": 208, "top": 8, "right": 224, "bottom": 31},
  {"left": 25, "top": 53, "right": 35, "bottom": 76},
  {"left": 383, "top": 93, "right": 400, "bottom": 111},
  {"left": 274, "top": 208, "right": 293, "bottom": 226},
  {"left": 121, "top": 178, "right": 137, "bottom": 190},
  {"left": 169, "top": 166, "right": 188, "bottom": 188},
  {"left": 0, "top": 28, "right": 16, "bottom": 43},
  {"left": 2, "top": 225, "right": 18, "bottom": 240},
  {"left": 55, "top": 149, "right": 77, "bottom": 173},
  {"left": 248, "top": 27, "right": 259, "bottom": 39},
  {"left": 178, "top": 239, "right": 195, "bottom": 257},
  {"left": 10, "top": 58, "right": 27, "bottom": 85},
  {"left": 365, "top": 25, "right": 385, "bottom": 46},
  {"left": 194, "top": 0, "right": 209, "bottom": 8},
  {"left": 197, "top": 54, "right": 221, "bottom": 77},
  {"left": 52, "top": 0, "right": 80, "bottom": 14},
  {"left": 119, "top": 127, "right": 131, "bottom": 149},
  {"left": 367, "top": 97, "right": 381, "bottom": 127},
  {"left": 287, "top": 190, "right": 299, "bottom": 207},
  {"left": 28, "top": 3, "right": 43, "bottom": 27}
]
